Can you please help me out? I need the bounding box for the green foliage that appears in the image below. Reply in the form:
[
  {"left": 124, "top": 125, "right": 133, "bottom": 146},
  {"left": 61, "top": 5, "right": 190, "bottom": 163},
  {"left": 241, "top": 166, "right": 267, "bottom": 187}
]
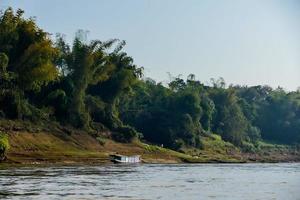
[
  {"left": 0, "top": 8, "right": 58, "bottom": 92},
  {"left": 46, "top": 89, "right": 68, "bottom": 120},
  {"left": 0, "top": 53, "right": 8, "bottom": 73},
  {"left": 0, "top": 132, "right": 9, "bottom": 160},
  {"left": 119, "top": 78, "right": 205, "bottom": 150},
  {"left": 0, "top": 7, "right": 300, "bottom": 152},
  {"left": 201, "top": 134, "right": 237, "bottom": 154},
  {"left": 256, "top": 89, "right": 300, "bottom": 144},
  {"left": 246, "top": 125, "right": 261, "bottom": 142},
  {"left": 236, "top": 86, "right": 300, "bottom": 144},
  {"left": 96, "top": 136, "right": 106, "bottom": 145},
  {"left": 54, "top": 32, "right": 141, "bottom": 135},
  {"left": 112, "top": 125, "right": 138, "bottom": 143},
  {"left": 143, "top": 144, "right": 166, "bottom": 153},
  {"left": 208, "top": 87, "right": 248, "bottom": 146},
  {"left": 241, "top": 141, "right": 256, "bottom": 153},
  {"left": 0, "top": 8, "right": 58, "bottom": 121},
  {"left": 200, "top": 95, "right": 215, "bottom": 131},
  {"left": 16, "top": 41, "right": 58, "bottom": 91}
]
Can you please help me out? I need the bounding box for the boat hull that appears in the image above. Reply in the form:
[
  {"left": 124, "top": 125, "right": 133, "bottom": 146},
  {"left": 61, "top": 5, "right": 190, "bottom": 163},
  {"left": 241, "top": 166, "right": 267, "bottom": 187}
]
[{"left": 110, "top": 154, "right": 141, "bottom": 163}]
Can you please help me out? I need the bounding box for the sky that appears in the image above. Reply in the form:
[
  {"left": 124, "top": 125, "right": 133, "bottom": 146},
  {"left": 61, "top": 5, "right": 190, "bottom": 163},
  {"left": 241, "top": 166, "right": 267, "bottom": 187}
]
[{"left": 1, "top": 0, "right": 300, "bottom": 90}]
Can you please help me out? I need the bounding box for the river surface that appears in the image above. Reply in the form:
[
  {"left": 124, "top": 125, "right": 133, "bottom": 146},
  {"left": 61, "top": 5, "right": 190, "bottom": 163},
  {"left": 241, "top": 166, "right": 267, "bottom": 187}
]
[{"left": 0, "top": 163, "right": 299, "bottom": 200}]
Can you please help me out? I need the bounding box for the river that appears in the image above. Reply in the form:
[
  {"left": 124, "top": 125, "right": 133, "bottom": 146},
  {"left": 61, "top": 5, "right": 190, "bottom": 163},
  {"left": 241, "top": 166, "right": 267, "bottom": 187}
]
[{"left": 0, "top": 163, "right": 299, "bottom": 200}]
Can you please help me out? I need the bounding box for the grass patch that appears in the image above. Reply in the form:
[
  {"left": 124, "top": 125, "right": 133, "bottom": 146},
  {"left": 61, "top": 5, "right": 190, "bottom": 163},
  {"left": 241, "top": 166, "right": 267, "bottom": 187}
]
[{"left": 201, "top": 134, "right": 238, "bottom": 154}]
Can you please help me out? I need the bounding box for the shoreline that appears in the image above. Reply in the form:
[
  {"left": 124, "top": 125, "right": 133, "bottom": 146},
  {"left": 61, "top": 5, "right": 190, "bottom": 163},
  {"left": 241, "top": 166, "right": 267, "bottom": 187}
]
[
  {"left": 2, "top": 148, "right": 300, "bottom": 167},
  {"left": 2, "top": 150, "right": 299, "bottom": 167},
  {"left": 1, "top": 158, "right": 300, "bottom": 169}
]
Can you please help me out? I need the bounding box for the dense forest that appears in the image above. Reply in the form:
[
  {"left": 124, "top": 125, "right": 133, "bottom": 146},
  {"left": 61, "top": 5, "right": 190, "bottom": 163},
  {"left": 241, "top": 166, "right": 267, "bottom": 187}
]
[{"left": 0, "top": 8, "right": 300, "bottom": 158}]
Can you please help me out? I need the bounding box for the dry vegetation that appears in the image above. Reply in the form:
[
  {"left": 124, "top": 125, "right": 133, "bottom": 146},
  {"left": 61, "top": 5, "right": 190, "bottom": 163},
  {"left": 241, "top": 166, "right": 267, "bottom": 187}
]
[{"left": 1, "top": 120, "right": 298, "bottom": 166}]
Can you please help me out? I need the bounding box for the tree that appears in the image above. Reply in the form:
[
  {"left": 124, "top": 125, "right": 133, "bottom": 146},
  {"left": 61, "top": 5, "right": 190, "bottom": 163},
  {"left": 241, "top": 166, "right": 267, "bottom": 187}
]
[
  {"left": 257, "top": 89, "right": 300, "bottom": 144},
  {"left": 87, "top": 43, "right": 143, "bottom": 141},
  {"left": 209, "top": 87, "right": 248, "bottom": 146},
  {"left": 119, "top": 77, "right": 205, "bottom": 149},
  {"left": 0, "top": 8, "right": 58, "bottom": 92},
  {"left": 55, "top": 33, "right": 119, "bottom": 128},
  {"left": 0, "top": 8, "right": 58, "bottom": 120}
]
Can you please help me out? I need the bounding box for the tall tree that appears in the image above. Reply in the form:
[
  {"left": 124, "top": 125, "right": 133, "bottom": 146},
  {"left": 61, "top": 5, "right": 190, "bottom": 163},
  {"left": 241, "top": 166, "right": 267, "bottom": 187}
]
[{"left": 0, "top": 8, "right": 58, "bottom": 119}]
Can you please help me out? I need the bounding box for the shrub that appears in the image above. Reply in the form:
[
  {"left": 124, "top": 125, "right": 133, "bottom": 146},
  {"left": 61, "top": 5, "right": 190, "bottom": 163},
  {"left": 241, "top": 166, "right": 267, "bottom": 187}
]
[
  {"left": 112, "top": 126, "right": 138, "bottom": 143},
  {"left": 173, "top": 139, "right": 185, "bottom": 150},
  {"left": 143, "top": 144, "right": 162, "bottom": 152},
  {"left": 96, "top": 136, "right": 106, "bottom": 145},
  {"left": 0, "top": 132, "right": 9, "bottom": 160},
  {"left": 241, "top": 141, "right": 256, "bottom": 153}
]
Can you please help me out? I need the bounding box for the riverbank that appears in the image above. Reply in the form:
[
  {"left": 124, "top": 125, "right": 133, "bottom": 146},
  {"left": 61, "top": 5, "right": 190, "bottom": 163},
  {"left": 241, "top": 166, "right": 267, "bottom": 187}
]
[
  {"left": 0, "top": 120, "right": 299, "bottom": 166},
  {"left": 0, "top": 120, "right": 185, "bottom": 165},
  {"left": 4, "top": 131, "right": 239, "bottom": 165}
]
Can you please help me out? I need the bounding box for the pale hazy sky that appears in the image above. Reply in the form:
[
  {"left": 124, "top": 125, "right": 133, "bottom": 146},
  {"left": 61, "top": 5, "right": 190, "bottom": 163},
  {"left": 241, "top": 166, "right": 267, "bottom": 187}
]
[{"left": 2, "top": 0, "right": 300, "bottom": 90}]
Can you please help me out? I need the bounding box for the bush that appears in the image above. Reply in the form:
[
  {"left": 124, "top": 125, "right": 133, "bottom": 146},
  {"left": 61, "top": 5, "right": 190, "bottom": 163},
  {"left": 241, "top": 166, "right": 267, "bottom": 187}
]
[
  {"left": 143, "top": 144, "right": 167, "bottom": 153},
  {"left": 173, "top": 139, "right": 185, "bottom": 150},
  {"left": 112, "top": 126, "right": 138, "bottom": 143},
  {"left": 0, "top": 132, "right": 9, "bottom": 160},
  {"left": 96, "top": 136, "right": 106, "bottom": 145},
  {"left": 241, "top": 141, "right": 256, "bottom": 153}
]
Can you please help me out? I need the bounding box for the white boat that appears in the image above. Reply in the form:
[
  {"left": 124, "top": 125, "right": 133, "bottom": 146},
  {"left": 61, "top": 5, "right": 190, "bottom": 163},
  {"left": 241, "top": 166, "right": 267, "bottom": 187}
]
[{"left": 110, "top": 154, "right": 141, "bottom": 163}]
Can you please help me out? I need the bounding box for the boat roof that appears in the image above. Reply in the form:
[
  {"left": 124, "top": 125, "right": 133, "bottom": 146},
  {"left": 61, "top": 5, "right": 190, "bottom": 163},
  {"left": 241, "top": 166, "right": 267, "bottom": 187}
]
[{"left": 110, "top": 154, "right": 140, "bottom": 157}]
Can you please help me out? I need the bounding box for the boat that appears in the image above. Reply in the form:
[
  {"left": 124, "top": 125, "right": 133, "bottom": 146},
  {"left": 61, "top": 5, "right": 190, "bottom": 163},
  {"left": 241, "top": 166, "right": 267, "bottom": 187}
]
[{"left": 110, "top": 154, "right": 141, "bottom": 163}]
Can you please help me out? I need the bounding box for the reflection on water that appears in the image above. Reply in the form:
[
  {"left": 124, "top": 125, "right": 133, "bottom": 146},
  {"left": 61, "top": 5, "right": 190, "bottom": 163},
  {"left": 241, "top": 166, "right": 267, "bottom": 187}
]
[{"left": 0, "top": 163, "right": 300, "bottom": 200}]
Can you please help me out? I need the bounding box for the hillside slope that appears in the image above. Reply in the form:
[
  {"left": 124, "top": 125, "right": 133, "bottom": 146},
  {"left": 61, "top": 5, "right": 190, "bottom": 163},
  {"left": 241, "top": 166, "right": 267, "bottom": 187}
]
[{"left": 1, "top": 120, "right": 299, "bottom": 165}]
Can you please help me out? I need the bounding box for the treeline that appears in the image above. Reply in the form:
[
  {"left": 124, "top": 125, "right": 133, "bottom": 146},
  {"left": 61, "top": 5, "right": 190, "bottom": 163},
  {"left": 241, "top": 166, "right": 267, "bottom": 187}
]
[
  {"left": 0, "top": 8, "right": 299, "bottom": 152},
  {"left": 120, "top": 77, "right": 300, "bottom": 150}
]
